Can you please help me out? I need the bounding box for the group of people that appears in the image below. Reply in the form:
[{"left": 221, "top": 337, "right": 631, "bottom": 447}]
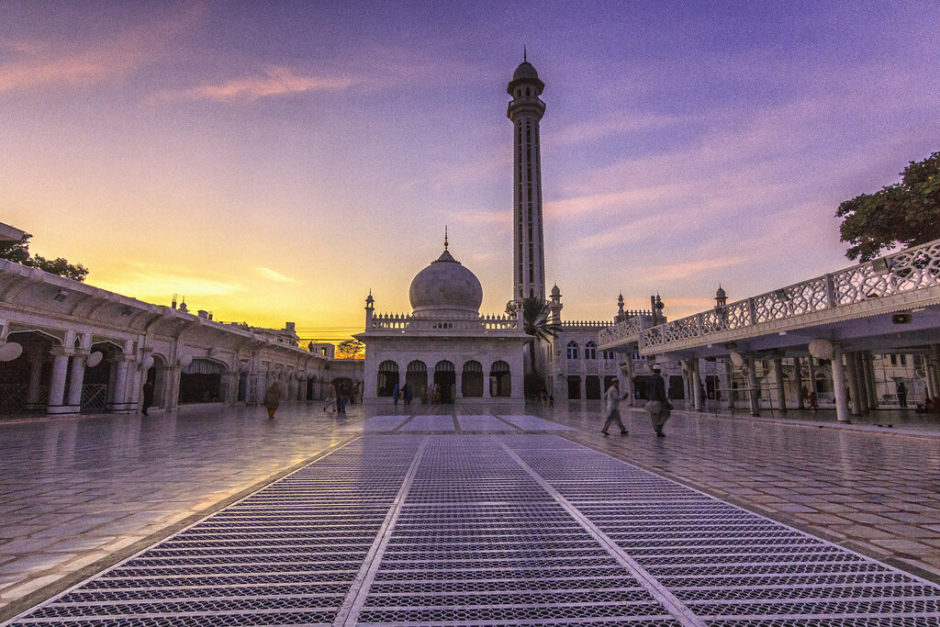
[
  {"left": 602, "top": 365, "right": 671, "bottom": 438},
  {"left": 262, "top": 382, "right": 347, "bottom": 419},
  {"left": 391, "top": 383, "right": 414, "bottom": 407}
]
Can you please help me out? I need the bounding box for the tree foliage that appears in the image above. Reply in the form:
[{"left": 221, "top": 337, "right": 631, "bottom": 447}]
[
  {"left": 836, "top": 151, "right": 940, "bottom": 261},
  {"left": 0, "top": 233, "right": 89, "bottom": 282},
  {"left": 506, "top": 297, "right": 561, "bottom": 383},
  {"left": 335, "top": 339, "right": 365, "bottom": 359}
]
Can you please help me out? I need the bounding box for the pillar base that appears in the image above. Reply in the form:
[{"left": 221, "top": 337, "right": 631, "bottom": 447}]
[
  {"left": 107, "top": 402, "right": 137, "bottom": 413},
  {"left": 46, "top": 404, "right": 80, "bottom": 415}
]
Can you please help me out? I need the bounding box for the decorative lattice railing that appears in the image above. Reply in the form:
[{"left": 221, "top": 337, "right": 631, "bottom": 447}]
[
  {"left": 368, "top": 313, "right": 520, "bottom": 333},
  {"left": 600, "top": 238, "right": 940, "bottom": 352},
  {"left": 597, "top": 315, "right": 649, "bottom": 347}
]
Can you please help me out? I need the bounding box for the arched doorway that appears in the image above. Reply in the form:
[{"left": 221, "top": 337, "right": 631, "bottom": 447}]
[
  {"left": 142, "top": 354, "right": 168, "bottom": 412},
  {"left": 490, "top": 361, "right": 511, "bottom": 398},
  {"left": 405, "top": 361, "right": 427, "bottom": 401},
  {"left": 0, "top": 331, "right": 55, "bottom": 414},
  {"left": 462, "top": 360, "right": 483, "bottom": 397},
  {"left": 237, "top": 369, "right": 248, "bottom": 403},
  {"left": 434, "top": 360, "right": 455, "bottom": 404},
  {"left": 377, "top": 360, "right": 399, "bottom": 397},
  {"left": 179, "top": 358, "right": 225, "bottom": 403},
  {"left": 306, "top": 374, "right": 319, "bottom": 400},
  {"left": 83, "top": 342, "right": 121, "bottom": 413}
]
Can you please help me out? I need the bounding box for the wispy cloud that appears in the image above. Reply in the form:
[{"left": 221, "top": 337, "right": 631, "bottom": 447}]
[
  {"left": 148, "top": 66, "right": 356, "bottom": 104},
  {"left": 0, "top": 6, "right": 202, "bottom": 93},
  {"left": 549, "top": 112, "right": 688, "bottom": 146},
  {"left": 255, "top": 267, "right": 298, "bottom": 283},
  {"left": 91, "top": 267, "right": 245, "bottom": 300},
  {"left": 647, "top": 256, "right": 748, "bottom": 282},
  {"left": 546, "top": 184, "right": 689, "bottom": 220}
]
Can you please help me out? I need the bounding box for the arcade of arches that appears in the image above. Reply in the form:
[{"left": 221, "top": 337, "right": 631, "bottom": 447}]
[{"left": 376, "top": 358, "right": 512, "bottom": 403}]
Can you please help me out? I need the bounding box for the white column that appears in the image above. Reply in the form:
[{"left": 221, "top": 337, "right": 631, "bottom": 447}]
[
  {"left": 846, "top": 351, "right": 862, "bottom": 416},
  {"left": 773, "top": 357, "right": 786, "bottom": 414},
  {"left": 65, "top": 351, "right": 87, "bottom": 411},
  {"left": 25, "top": 353, "right": 44, "bottom": 410},
  {"left": 725, "top": 359, "right": 735, "bottom": 410},
  {"left": 455, "top": 370, "right": 463, "bottom": 399},
  {"left": 831, "top": 344, "right": 850, "bottom": 423},
  {"left": 46, "top": 349, "right": 73, "bottom": 415},
  {"left": 927, "top": 346, "right": 940, "bottom": 399},
  {"left": 165, "top": 365, "right": 181, "bottom": 411},
  {"left": 862, "top": 352, "right": 877, "bottom": 409},
  {"left": 109, "top": 356, "right": 131, "bottom": 412},
  {"left": 807, "top": 356, "right": 817, "bottom": 395},
  {"left": 746, "top": 354, "right": 760, "bottom": 416},
  {"left": 793, "top": 357, "right": 805, "bottom": 409},
  {"left": 692, "top": 360, "right": 703, "bottom": 411}
]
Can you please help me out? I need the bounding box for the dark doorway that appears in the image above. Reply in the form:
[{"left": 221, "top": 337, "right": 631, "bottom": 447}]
[
  {"left": 585, "top": 376, "right": 601, "bottom": 400},
  {"left": 567, "top": 376, "right": 581, "bottom": 399}
]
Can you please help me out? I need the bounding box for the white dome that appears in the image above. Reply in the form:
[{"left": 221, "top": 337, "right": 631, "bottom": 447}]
[{"left": 409, "top": 248, "right": 483, "bottom": 318}]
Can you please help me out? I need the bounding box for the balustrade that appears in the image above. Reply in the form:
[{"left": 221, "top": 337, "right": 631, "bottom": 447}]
[
  {"left": 368, "top": 313, "right": 519, "bottom": 333},
  {"left": 636, "top": 238, "right": 940, "bottom": 351}
]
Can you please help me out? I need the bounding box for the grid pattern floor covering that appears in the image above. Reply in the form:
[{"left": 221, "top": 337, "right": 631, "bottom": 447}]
[{"left": 6, "top": 431, "right": 940, "bottom": 626}]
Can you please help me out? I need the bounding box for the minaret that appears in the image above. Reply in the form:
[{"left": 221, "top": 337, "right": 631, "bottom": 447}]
[{"left": 507, "top": 53, "right": 546, "bottom": 302}]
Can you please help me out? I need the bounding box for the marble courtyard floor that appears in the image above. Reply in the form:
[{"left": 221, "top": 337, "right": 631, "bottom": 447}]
[{"left": 1, "top": 401, "right": 939, "bottom": 624}]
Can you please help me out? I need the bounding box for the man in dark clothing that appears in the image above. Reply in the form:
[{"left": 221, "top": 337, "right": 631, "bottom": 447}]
[{"left": 645, "top": 365, "right": 671, "bottom": 437}]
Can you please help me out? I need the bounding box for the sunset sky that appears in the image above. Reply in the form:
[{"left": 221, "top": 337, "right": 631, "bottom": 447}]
[{"left": 2, "top": 2, "right": 938, "bottom": 343}]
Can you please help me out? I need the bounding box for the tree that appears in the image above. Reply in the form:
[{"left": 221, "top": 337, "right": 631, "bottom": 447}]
[
  {"left": 0, "top": 233, "right": 89, "bottom": 282},
  {"left": 836, "top": 151, "right": 940, "bottom": 262},
  {"left": 506, "top": 296, "right": 561, "bottom": 381},
  {"left": 335, "top": 339, "right": 364, "bottom": 359}
]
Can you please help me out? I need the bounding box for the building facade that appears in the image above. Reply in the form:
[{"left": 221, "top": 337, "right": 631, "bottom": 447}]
[
  {"left": 357, "top": 242, "right": 529, "bottom": 403},
  {"left": 0, "top": 257, "right": 330, "bottom": 417}
]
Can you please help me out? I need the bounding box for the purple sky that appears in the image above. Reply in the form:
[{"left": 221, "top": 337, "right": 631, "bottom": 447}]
[{"left": 2, "top": 1, "right": 938, "bottom": 342}]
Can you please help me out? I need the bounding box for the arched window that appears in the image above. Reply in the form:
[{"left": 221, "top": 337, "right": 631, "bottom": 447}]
[
  {"left": 433, "top": 361, "right": 456, "bottom": 403},
  {"left": 377, "top": 360, "right": 399, "bottom": 397},
  {"left": 566, "top": 341, "right": 579, "bottom": 360},
  {"left": 490, "top": 361, "right": 511, "bottom": 397},
  {"left": 462, "top": 360, "right": 483, "bottom": 397},
  {"left": 585, "top": 341, "right": 597, "bottom": 360},
  {"left": 405, "top": 360, "right": 428, "bottom": 399}
]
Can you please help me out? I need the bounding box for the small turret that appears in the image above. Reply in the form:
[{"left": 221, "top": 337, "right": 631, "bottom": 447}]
[
  {"left": 365, "top": 290, "right": 374, "bottom": 327},
  {"left": 715, "top": 284, "right": 727, "bottom": 308}
]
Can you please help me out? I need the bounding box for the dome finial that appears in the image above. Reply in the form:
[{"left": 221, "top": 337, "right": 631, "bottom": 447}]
[
  {"left": 444, "top": 225, "right": 449, "bottom": 251},
  {"left": 524, "top": 45, "right": 527, "bottom": 63}
]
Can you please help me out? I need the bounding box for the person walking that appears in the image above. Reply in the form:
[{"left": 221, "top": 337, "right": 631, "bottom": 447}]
[
  {"left": 403, "top": 383, "right": 412, "bottom": 406},
  {"left": 263, "top": 382, "right": 281, "bottom": 419},
  {"left": 897, "top": 381, "right": 908, "bottom": 407},
  {"left": 141, "top": 380, "right": 154, "bottom": 416},
  {"left": 601, "top": 378, "right": 628, "bottom": 436},
  {"left": 392, "top": 382, "right": 400, "bottom": 407},
  {"left": 645, "top": 365, "right": 671, "bottom": 437},
  {"left": 324, "top": 383, "right": 337, "bottom": 413}
]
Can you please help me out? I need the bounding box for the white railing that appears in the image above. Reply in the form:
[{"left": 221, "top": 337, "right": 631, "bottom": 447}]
[
  {"left": 597, "top": 315, "right": 654, "bottom": 347},
  {"left": 640, "top": 238, "right": 940, "bottom": 350},
  {"left": 368, "top": 313, "right": 520, "bottom": 333}
]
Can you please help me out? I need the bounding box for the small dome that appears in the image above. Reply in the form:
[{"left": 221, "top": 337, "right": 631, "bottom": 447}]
[
  {"left": 715, "top": 285, "right": 726, "bottom": 298},
  {"left": 513, "top": 61, "right": 539, "bottom": 81},
  {"left": 409, "top": 248, "right": 483, "bottom": 318}
]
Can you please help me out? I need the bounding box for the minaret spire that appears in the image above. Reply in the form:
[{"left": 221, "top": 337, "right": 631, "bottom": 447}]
[{"left": 507, "top": 56, "right": 546, "bottom": 301}]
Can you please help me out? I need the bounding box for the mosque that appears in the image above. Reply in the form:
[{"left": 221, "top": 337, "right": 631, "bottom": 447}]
[{"left": 357, "top": 58, "right": 662, "bottom": 404}]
